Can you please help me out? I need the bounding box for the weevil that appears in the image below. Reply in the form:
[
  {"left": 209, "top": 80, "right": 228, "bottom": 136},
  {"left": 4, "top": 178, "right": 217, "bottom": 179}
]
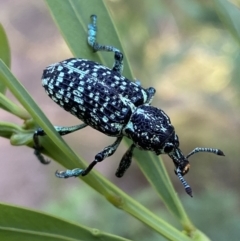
[{"left": 33, "top": 15, "right": 224, "bottom": 197}]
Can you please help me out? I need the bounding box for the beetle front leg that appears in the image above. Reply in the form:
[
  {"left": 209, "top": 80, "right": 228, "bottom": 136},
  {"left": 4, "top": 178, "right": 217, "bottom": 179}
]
[
  {"left": 33, "top": 123, "right": 88, "bottom": 164},
  {"left": 134, "top": 79, "right": 156, "bottom": 105},
  {"left": 55, "top": 136, "right": 123, "bottom": 178},
  {"left": 115, "top": 143, "right": 136, "bottom": 177},
  {"left": 145, "top": 87, "right": 156, "bottom": 104},
  {"left": 87, "top": 15, "right": 124, "bottom": 74}
]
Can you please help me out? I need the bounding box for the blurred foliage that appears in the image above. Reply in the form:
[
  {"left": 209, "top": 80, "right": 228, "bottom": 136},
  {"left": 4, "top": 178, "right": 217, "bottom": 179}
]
[
  {"left": 44, "top": 185, "right": 240, "bottom": 241},
  {"left": 107, "top": 0, "right": 240, "bottom": 196},
  {"left": 0, "top": 0, "right": 240, "bottom": 240},
  {"left": 44, "top": 185, "right": 176, "bottom": 241}
]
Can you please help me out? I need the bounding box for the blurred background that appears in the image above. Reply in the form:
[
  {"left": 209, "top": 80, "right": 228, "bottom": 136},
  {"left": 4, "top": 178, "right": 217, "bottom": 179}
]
[{"left": 0, "top": 0, "right": 240, "bottom": 240}]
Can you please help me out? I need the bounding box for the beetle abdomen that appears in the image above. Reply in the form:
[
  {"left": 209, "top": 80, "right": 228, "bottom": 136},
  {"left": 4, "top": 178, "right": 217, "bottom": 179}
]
[
  {"left": 45, "top": 58, "right": 149, "bottom": 105},
  {"left": 42, "top": 58, "right": 135, "bottom": 136}
]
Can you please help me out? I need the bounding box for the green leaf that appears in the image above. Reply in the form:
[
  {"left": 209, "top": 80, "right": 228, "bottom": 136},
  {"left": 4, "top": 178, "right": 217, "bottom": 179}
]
[
  {"left": 0, "top": 25, "right": 11, "bottom": 68},
  {"left": 0, "top": 24, "right": 11, "bottom": 93},
  {"left": 44, "top": 0, "right": 132, "bottom": 78},
  {"left": 230, "top": 51, "right": 240, "bottom": 95},
  {"left": 0, "top": 203, "right": 132, "bottom": 241},
  {"left": 214, "top": 0, "right": 240, "bottom": 46},
  {"left": 0, "top": 93, "right": 30, "bottom": 120},
  {"left": 0, "top": 121, "right": 32, "bottom": 145}
]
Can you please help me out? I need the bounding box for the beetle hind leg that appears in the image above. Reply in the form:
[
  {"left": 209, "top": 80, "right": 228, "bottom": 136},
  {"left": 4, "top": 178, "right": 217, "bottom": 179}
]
[
  {"left": 87, "top": 15, "right": 124, "bottom": 74},
  {"left": 56, "top": 137, "right": 123, "bottom": 178},
  {"left": 33, "top": 123, "right": 88, "bottom": 164}
]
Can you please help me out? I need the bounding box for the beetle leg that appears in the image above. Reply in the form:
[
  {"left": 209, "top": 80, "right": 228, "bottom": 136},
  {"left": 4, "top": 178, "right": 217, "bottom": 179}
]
[
  {"left": 115, "top": 143, "right": 136, "bottom": 177},
  {"left": 145, "top": 87, "right": 156, "bottom": 104},
  {"left": 134, "top": 79, "right": 141, "bottom": 86},
  {"left": 55, "top": 136, "right": 123, "bottom": 178},
  {"left": 87, "top": 15, "right": 124, "bottom": 74},
  {"left": 33, "top": 123, "right": 88, "bottom": 164}
]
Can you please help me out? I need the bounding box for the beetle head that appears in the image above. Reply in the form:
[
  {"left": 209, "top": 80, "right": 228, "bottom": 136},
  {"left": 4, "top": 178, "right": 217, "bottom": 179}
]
[
  {"left": 160, "top": 132, "right": 193, "bottom": 196},
  {"left": 123, "top": 105, "right": 193, "bottom": 193}
]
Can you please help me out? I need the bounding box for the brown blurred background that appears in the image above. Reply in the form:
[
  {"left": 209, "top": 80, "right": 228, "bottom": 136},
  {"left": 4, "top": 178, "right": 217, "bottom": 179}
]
[{"left": 0, "top": 1, "right": 240, "bottom": 240}]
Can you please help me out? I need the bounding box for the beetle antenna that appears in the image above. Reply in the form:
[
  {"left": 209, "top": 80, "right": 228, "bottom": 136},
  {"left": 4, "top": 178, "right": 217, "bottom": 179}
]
[
  {"left": 176, "top": 167, "right": 193, "bottom": 197},
  {"left": 186, "top": 147, "right": 225, "bottom": 159}
]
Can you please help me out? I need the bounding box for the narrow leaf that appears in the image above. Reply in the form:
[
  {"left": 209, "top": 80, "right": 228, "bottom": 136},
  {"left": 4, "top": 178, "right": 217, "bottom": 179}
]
[
  {"left": 0, "top": 93, "right": 30, "bottom": 119},
  {"left": 0, "top": 203, "right": 132, "bottom": 241},
  {"left": 214, "top": 0, "right": 240, "bottom": 45},
  {"left": 0, "top": 24, "right": 11, "bottom": 93},
  {"left": 44, "top": 0, "right": 132, "bottom": 78}
]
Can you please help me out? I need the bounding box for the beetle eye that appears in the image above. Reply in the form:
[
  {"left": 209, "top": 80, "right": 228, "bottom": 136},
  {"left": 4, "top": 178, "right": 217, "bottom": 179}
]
[{"left": 164, "top": 144, "right": 174, "bottom": 153}]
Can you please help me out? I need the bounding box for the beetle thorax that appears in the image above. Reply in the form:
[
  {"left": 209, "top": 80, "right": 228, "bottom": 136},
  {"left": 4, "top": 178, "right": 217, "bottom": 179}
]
[{"left": 122, "top": 105, "right": 175, "bottom": 154}]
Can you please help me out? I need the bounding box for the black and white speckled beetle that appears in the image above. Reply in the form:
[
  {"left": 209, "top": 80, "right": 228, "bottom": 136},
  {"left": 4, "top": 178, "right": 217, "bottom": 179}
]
[{"left": 34, "top": 15, "right": 224, "bottom": 197}]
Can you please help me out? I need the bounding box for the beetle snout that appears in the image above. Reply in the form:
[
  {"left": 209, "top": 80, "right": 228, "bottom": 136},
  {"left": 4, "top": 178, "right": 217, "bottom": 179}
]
[
  {"left": 182, "top": 163, "right": 190, "bottom": 175},
  {"left": 174, "top": 163, "right": 190, "bottom": 176}
]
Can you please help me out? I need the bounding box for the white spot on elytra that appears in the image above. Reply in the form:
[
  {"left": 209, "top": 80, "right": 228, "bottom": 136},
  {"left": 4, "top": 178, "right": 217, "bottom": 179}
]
[
  {"left": 56, "top": 93, "right": 62, "bottom": 99},
  {"left": 73, "top": 90, "right": 82, "bottom": 97},
  {"left": 78, "top": 87, "right": 84, "bottom": 92},
  {"left": 102, "top": 116, "right": 108, "bottom": 122},
  {"left": 72, "top": 107, "right": 77, "bottom": 112},
  {"left": 74, "top": 96, "right": 83, "bottom": 104}
]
